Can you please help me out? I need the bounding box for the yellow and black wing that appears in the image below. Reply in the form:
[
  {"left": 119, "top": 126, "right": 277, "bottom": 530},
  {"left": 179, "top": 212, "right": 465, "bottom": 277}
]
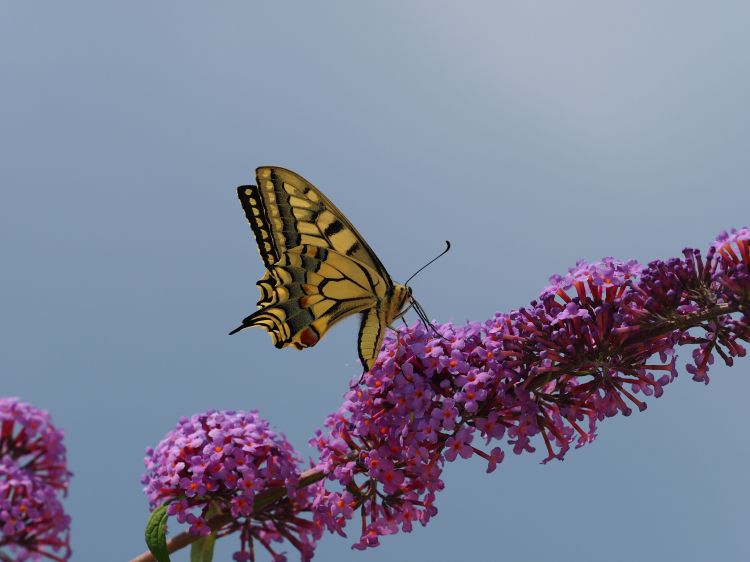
[
  {"left": 230, "top": 244, "right": 386, "bottom": 352},
  {"left": 232, "top": 167, "right": 397, "bottom": 370},
  {"left": 357, "top": 307, "right": 388, "bottom": 371},
  {"left": 236, "top": 167, "right": 393, "bottom": 283}
]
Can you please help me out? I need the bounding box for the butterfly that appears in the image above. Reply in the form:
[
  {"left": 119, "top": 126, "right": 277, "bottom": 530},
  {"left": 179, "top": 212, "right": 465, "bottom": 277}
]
[{"left": 230, "top": 166, "right": 440, "bottom": 372}]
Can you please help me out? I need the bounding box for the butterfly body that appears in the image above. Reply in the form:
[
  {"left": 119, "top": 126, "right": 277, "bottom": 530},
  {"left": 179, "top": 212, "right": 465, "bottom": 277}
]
[{"left": 231, "top": 167, "right": 411, "bottom": 371}]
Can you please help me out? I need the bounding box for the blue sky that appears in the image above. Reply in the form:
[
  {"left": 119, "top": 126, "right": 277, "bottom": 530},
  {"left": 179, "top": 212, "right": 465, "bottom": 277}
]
[{"left": 1, "top": 2, "right": 749, "bottom": 561}]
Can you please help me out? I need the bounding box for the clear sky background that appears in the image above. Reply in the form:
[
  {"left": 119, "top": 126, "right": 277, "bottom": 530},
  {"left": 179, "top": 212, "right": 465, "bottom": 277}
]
[{"left": 2, "top": 2, "right": 749, "bottom": 561}]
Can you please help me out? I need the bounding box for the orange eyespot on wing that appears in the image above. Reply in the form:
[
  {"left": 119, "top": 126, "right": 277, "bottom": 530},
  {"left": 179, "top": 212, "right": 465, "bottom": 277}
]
[{"left": 297, "top": 326, "right": 320, "bottom": 348}]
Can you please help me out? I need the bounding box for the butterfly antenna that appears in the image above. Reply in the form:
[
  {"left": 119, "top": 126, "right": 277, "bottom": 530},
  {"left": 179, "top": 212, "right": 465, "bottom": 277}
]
[{"left": 405, "top": 241, "right": 451, "bottom": 286}]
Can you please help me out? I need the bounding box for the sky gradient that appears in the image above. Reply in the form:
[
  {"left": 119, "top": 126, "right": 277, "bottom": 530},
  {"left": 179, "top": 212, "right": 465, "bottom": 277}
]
[{"left": 1, "top": 2, "right": 749, "bottom": 561}]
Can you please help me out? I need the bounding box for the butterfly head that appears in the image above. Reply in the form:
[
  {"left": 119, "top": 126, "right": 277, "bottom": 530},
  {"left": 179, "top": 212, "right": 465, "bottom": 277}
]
[{"left": 388, "top": 284, "right": 413, "bottom": 323}]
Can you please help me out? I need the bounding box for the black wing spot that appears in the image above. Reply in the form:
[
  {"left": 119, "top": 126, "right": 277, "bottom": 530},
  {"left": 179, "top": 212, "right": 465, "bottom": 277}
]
[
  {"left": 324, "top": 220, "right": 344, "bottom": 237},
  {"left": 346, "top": 242, "right": 361, "bottom": 257}
]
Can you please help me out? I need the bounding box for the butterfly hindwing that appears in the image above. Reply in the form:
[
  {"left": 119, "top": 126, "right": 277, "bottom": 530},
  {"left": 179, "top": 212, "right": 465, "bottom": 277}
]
[
  {"left": 357, "top": 308, "right": 387, "bottom": 372},
  {"left": 232, "top": 245, "right": 385, "bottom": 352}
]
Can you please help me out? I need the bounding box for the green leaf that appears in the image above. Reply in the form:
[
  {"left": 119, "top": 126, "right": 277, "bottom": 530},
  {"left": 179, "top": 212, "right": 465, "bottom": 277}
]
[
  {"left": 145, "top": 505, "right": 171, "bottom": 562},
  {"left": 190, "top": 532, "right": 217, "bottom": 562}
]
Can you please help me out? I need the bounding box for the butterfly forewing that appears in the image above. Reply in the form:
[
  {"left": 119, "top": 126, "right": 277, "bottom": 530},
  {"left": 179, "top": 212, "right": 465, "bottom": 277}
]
[
  {"left": 237, "top": 183, "right": 280, "bottom": 269},
  {"left": 238, "top": 167, "right": 393, "bottom": 282}
]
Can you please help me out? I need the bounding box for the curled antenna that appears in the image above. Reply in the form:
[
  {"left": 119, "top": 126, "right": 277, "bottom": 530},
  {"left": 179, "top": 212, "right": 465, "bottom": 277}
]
[{"left": 405, "top": 241, "right": 451, "bottom": 286}]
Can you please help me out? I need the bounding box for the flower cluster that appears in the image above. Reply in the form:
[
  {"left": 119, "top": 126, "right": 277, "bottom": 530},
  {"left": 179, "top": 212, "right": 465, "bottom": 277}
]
[
  {"left": 0, "top": 397, "right": 71, "bottom": 561},
  {"left": 713, "top": 228, "right": 750, "bottom": 306},
  {"left": 139, "top": 227, "right": 750, "bottom": 561},
  {"left": 310, "top": 228, "right": 750, "bottom": 550},
  {"left": 142, "top": 410, "right": 322, "bottom": 561}
]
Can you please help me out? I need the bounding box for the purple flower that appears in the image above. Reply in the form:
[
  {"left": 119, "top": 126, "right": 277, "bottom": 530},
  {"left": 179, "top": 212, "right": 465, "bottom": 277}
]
[
  {"left": 0, "top": 458, "right": 71, "bottom": 561},
  {"left": 143, "top": 410, "right": 320, "bottom": 561},
  {"left": 0, "top": 398, "right": 71, "bottom": 560},
  {"left": 166, "top": 498, "right": 190, "bottom": 523},
  {"left": 486, "top": 447, "right": 505, "bottom": 474},
  {"left": 711, "top": 227, "right": 750, "bottom": 257},
  {"left": 553, "top": 301, "right": 591, "bottom": 323},
  {"left": 0, "top": 397, "right": 70, "bottom": 492},
  {"left": 475, "top": 412, "right": 506, "bottom": 443},
  {"left": 186, "top": 512, "right": 212, "bottom": 536},
  {"left": 438, "top": 349, "right": 471, "bottom": 375},
  {"left": 308, "top": 228, "right": 750, "bottom": 551},
  {"left": 430, "top": 400, "right": 458, "bottom": 430},
  {"left": 444, "top": 428, "right": 474, "bottom": 461}
]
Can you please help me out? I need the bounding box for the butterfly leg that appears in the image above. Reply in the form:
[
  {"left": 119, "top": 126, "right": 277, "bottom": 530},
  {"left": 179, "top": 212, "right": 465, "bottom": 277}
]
[{"left": 350, "top": 369, "right": 367, "bottom": 389}]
